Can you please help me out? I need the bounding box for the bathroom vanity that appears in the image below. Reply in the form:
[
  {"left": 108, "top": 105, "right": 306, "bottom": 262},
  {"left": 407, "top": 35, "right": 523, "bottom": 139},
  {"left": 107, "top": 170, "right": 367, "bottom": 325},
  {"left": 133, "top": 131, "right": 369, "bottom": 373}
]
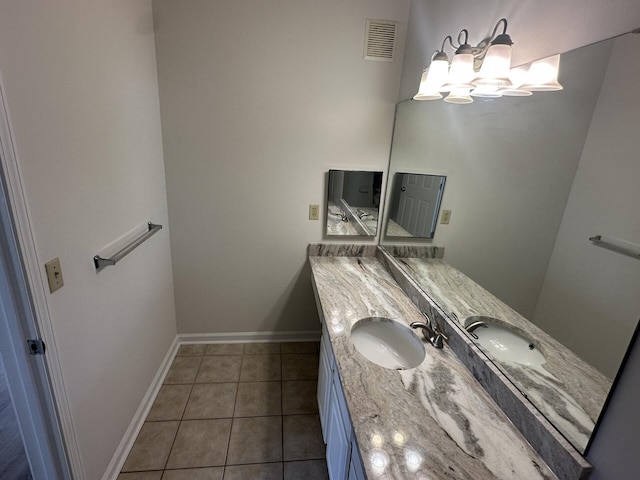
[{"left": 309, "top": 244, "right": 569, "bottom": 480}]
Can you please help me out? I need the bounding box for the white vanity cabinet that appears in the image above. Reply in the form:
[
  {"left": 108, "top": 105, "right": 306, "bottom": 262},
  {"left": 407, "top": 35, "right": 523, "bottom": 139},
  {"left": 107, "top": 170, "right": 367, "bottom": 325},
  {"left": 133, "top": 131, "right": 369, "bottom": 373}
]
[{"left": 318, "top": 324, "right": 366, "bottom": 480}]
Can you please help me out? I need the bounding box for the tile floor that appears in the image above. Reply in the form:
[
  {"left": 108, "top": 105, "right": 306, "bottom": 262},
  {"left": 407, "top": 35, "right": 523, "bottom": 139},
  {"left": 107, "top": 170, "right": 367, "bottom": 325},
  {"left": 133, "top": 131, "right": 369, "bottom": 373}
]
[{"left": 118, "top": 342, "right": 328, "bottom": 480}]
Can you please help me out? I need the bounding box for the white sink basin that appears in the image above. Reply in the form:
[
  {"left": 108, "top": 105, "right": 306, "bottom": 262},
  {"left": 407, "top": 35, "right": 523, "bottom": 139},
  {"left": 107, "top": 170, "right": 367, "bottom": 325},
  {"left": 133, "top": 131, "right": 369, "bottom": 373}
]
[
  {"left": 350, "top": 317, "right": 425, "bottom": 370},
  {"left": 465, "top": 317, "right": 546, "bottom": 366}
]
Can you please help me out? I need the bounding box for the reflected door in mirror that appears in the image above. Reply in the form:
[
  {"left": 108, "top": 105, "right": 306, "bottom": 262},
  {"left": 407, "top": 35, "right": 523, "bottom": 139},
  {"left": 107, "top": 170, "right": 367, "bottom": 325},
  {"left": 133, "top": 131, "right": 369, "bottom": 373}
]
[{"left": 386, "top": 173, "right": 446, "bottom": 239}]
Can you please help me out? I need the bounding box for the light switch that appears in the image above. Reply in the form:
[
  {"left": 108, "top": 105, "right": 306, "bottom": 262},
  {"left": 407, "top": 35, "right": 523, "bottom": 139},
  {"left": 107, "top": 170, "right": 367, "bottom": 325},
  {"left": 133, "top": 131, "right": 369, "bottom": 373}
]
[
  {"left": 45, "top": 257, "right": 64, "bottom": 293},
  {"left": 309, "top": 204, "right": 320, "bottom": 220},
  {"left": 440, "top": 210, "right": 452, "bottom": 224}
]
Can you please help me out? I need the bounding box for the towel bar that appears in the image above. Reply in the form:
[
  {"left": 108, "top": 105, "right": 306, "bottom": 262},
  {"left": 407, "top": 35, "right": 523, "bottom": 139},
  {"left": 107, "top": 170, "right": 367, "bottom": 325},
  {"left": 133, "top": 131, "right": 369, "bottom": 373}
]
[
  {"left": 94, "top": 222, "right": 162, "bottom": 271},
  {"left": 589, "top": 234, "right": 640, "bottom": 259}
]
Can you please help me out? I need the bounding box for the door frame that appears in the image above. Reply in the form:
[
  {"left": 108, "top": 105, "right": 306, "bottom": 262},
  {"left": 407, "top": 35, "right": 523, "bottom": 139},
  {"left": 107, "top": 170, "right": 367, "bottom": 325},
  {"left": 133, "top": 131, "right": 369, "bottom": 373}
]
[{"left": 0, "top": 70, "right": 83, "bottom": 479}]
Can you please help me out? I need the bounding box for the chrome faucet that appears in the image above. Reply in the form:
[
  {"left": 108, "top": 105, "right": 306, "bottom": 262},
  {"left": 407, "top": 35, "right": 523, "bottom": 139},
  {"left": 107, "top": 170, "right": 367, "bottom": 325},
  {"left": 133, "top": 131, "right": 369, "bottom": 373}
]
[
  {"left": 329, "top": 210, "right": 348, "bottom": 222},
  {"left": 411, "top": 312, "right": 448, "bottom": 349},
  {"left": 465, "top": 320, "right": 488, "bottom": 340}
]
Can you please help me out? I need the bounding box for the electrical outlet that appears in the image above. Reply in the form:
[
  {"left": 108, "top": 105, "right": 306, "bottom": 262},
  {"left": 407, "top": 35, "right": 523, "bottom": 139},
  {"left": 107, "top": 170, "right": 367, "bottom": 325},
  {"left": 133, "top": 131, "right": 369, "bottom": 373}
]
[
  {"left": 309, "top": 204, "right": 320, "bottom": 220},
  {"left": 440, "top": 209, "right": 452, "bottom": 224},
  {"left": 45, "top": 257, "right": 64, "bottom": 293}
]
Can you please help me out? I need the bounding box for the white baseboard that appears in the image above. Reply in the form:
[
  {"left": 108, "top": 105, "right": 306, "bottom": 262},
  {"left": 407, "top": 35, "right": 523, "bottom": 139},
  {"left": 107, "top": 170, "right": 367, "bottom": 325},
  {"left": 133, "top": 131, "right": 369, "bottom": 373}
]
[
  {"left": 102, "top": 330, "right": 321, "bottom": 479},
  {"left": 178, "top": 330, "right": 321, "bottom": 343},
  {"left": 101, "top": 336, "right": 179, "bottom": 480}
]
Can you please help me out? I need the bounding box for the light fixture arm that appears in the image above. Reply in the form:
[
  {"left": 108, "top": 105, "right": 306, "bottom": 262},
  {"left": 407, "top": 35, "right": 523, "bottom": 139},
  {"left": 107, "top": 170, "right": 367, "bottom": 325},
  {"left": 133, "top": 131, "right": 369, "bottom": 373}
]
[
  {"left": 489, "top": 18, "right": 508, "bottom": 39},
  {"left": 440, "top": 35, "right": 454, "bottom": 53}
]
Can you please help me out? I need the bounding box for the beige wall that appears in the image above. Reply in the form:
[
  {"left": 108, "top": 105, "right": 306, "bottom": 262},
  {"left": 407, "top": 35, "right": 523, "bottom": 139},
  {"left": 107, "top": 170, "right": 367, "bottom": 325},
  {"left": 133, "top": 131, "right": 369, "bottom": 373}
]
[
  {"left": 153, "top": 0, "right": 410, "bottom": 334},
  {"left": 0, "top": 1, "right": 176, "bottom": 478}
]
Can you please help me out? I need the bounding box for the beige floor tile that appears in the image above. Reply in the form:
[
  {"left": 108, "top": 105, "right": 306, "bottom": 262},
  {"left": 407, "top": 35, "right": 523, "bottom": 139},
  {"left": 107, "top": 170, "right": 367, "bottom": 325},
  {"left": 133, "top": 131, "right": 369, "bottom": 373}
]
[
  {"left": 118, "top": 472, "right": 163, "bottom": 480},
  {"left": 164, "top": 357, "right": 202, "bottom": 384},
  {"left": 239, "top": 354, "right": 281, "bottom": 382},
  {"left": 283, "top": 415, "right": 325, "bottom": 461},
  {"left": 227, "top": 416, "right": 282, "bottom": 465},
  {"left": 161, "top": 467, "right": 223, "bottom": 480},
  {"left": 166, "top": 419, "right": 231, "bottom": 469},
  {"left": 244, "top": 343, "right": 281, "bottom": 354},
  {"left": 281, "top": 342, "right": 317, "bottom": 354},
  {"left": 121, "top": 421, "right": 179, "bottom": 472},
  {"left": 284, "top": 459, "right": 329, "bottom": 479},
  {"left": 176, "top": 344, "right": 206, "bottom": 356},
  {"left": 282, "top": 381, "right": 318, "bottom": 415},
  {"left": 195, "top": 355, "right": 242, "bottom": 383},
  {"left": 234, "top": 382, "right": 281, "bottom": 417},
  {"left": 183, "top": 383, "right": 237, "bottom": 419},
  {"left": 147, "top": 385, "right": 191, "bottom": 421},
  {"left": 282, "top": 354, "right": 318, "bottom": 381},
  {"left": 205, "top": 343, "right": 244, "bottom": 355},
  {"left": 224, "top": 463, "right": 283, "bottom": 480}
]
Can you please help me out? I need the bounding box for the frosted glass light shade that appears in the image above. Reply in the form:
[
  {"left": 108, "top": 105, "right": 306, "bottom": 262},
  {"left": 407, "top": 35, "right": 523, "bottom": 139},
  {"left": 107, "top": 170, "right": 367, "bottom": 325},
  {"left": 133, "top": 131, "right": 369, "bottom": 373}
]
[
  {"left": 444, "top": 87, "right": 473, "bottom": 104},
  {"left": 441, "top": 53, "right": 475, "bottom": 91},
  {"left": 475, "top": 44, "right": 512, "bottom": 87},
  {"left": 522, "top": 54, "right": 563, "bottom": 91},
  {"left": 427, "top": 58, "right": 449, "bottom": 88},
  {"left": 413, "top": 69, "right": 442, "bottom": 100},
  {"left": 501, "top": 65, "right": 533, "bottom": 96}
]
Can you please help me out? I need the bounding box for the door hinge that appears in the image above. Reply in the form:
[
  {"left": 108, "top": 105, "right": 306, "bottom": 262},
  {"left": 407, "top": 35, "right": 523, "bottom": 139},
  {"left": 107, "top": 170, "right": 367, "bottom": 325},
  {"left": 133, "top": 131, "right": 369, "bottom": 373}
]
[{"left": 27, "top": 339, "right": 46, "bottom": 355}]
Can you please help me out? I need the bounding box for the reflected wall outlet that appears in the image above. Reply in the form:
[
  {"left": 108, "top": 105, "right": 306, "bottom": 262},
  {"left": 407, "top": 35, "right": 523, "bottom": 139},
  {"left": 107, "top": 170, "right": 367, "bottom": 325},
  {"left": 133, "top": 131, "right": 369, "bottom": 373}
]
[
  {"left": 45, "top": 257, "right": 64, "bottom": 293},
  {"left": 440, "top": 210, "right": 452, "bottom": 224},
  {"left": 309, "top": 204, "right": 320, "bottom": 220}
]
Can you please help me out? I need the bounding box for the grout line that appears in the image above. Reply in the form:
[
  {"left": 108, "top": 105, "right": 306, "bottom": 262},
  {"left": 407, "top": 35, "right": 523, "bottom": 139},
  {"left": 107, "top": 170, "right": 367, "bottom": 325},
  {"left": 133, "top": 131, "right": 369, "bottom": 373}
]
[
  {"left": 223, "top": 345, "right": 248, "bottom": 468},
  {"left": 280, "top": 349, "right": 285, "bottom": 471},
  {"left": 160, "top": 352, "right": 204, "bottom": 473}
]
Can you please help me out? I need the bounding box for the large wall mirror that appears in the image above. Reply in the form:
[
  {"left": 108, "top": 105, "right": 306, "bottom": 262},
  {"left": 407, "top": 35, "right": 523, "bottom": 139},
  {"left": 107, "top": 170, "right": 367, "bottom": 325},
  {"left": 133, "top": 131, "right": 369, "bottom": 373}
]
[
  {"left": 381, "top": 31, "right": 640, "bottom": 454},
  {"left": 326, "top": 169, "right": 383, "bottom": 236}
]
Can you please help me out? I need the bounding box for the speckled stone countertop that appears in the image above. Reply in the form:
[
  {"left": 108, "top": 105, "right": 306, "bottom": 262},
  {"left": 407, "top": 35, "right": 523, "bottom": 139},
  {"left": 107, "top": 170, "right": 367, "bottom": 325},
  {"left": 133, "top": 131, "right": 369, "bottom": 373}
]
[
  {"left": 309, "top": 251, "right": 558, "bottom": 479},
  {"left": 390, "top": 257, "right": 611, "bottom": 453}
]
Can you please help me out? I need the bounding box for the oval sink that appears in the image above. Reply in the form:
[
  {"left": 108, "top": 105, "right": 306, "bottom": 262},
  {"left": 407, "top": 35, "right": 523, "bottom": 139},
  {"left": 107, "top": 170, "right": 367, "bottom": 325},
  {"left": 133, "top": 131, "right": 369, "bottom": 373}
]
[
  {"left": 350, "top": 317, "right": 425, "bottom": 370},
  {"left": 465, "top": 316, "right": 545, "bottom": 366}
]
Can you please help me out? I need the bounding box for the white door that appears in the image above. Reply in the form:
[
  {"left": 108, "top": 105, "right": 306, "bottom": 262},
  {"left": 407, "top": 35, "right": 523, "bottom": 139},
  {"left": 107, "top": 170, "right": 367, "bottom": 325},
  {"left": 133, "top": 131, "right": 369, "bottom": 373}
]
[
  {"left": 396, "top": 174, "right": 444, "bottom": 237},
  {"left": 0, "top": 77, "right": 73, "bottom": 479}
]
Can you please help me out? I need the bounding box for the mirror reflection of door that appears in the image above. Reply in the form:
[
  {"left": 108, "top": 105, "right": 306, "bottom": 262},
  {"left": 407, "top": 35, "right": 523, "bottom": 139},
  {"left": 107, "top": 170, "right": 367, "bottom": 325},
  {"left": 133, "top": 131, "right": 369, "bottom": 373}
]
[{"left": 388, "top": 173, "right": 446, "bottom": 238}]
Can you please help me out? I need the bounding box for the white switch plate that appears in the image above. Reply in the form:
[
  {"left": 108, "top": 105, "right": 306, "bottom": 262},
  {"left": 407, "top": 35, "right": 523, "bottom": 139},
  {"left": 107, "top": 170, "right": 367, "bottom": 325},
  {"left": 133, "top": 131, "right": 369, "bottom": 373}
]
[
  {"left": 440, "top": 210, "right": 452, "bottom": 224},
  {"left": 45, "top": 257, "right": 64, "bottom": 293},
  {"left": 309, "top": 204, "right": 320, "bottom": 220}
]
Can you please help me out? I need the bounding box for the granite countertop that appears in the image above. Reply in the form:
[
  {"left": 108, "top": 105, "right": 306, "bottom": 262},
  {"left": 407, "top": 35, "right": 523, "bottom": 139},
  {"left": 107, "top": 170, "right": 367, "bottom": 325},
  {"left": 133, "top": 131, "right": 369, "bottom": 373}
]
[
  {"left": 392, "top": 257, "right": 611, "bottom": 452},
  {"left": 309, "top": 253, "right": 558, "bottom": 480}
]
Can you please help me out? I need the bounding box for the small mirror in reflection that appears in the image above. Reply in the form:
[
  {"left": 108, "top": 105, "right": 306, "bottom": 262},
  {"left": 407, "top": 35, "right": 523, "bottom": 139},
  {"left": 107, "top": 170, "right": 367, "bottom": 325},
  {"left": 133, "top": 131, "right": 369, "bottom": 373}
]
[
  {"left": 326, "top": 170, "right": 383, "bottom": 236},
  {"left": 385, "top": 173, "right": 446, "bottom": 239}
]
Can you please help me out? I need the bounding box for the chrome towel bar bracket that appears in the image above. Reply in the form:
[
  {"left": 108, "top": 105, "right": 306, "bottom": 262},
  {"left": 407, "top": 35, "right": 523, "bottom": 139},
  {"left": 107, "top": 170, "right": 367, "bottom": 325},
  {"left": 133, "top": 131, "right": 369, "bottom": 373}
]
[{"left": 94, "top": 222, "right": 162, "bottom": 272}]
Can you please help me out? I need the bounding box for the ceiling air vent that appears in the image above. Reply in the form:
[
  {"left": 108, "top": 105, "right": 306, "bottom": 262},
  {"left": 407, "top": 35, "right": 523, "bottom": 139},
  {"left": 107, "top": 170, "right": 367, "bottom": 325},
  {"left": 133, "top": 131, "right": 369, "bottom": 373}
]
[{"left": 364, "top": 19, "right": 398, "bottom": 62}]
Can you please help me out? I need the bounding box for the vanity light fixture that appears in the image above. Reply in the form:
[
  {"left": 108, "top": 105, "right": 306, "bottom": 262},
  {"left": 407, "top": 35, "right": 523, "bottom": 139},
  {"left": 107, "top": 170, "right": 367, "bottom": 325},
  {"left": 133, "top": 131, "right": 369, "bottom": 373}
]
[{"left": 413, "top": 18, "right": 563, "bottom": 103}]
